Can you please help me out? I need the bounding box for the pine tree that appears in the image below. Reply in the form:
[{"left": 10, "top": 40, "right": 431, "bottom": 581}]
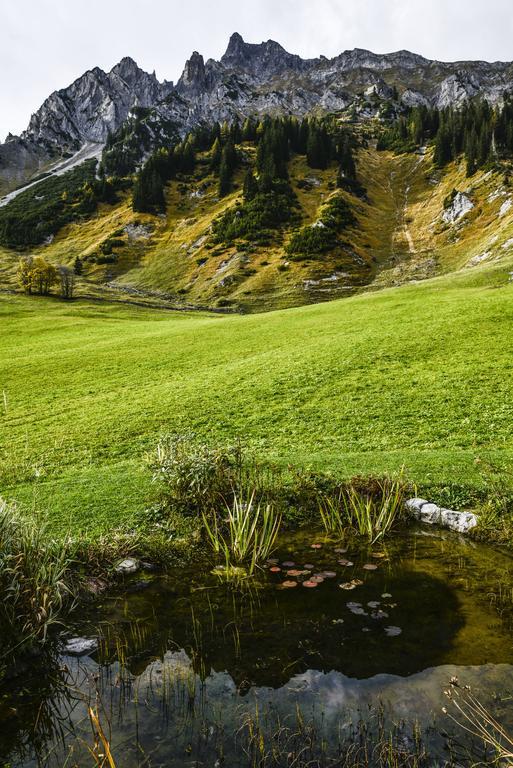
[
  {"left": 210, "top": 137, "right": 222, "bottom": 172},
  {"left": 434, "top": 124, "right": 453, "bottom": 168},
  {"left": 218, "top": 139, "right": 238, "bottom": 197},
  {"left": 242, "top": 118, "right": 256, "bottom": 142},
  {"left": 465, "top": 128, "right": 478, "bottom": 177},
  {"left": 218, "top": 157, "right": 231, "bottom": 197},
  {"left": 306, "top": 123, "right": 331, "bottom": 169},
  {"left": 243, "top": 170, "right": 258, "bottom": 201}
]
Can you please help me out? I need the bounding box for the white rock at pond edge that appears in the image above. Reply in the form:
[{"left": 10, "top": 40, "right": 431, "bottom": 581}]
[
  {"left": 406, "top": 498, "right": 478, "bottom": 533},
  {"left": 115, "top": 557, "right": 139, "bottom": 574},
  {"left": 64, "top": 637, "right": 98, "bottom": 656}
]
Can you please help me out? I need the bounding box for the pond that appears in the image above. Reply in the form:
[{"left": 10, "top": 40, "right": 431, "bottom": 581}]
[{"left": 2, "top": 526, "right": 513, "bottom": 767}]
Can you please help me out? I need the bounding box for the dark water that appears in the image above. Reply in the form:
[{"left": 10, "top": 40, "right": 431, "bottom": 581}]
[{"left": 2, "top": 526, "right": 513, "bottom": 767}]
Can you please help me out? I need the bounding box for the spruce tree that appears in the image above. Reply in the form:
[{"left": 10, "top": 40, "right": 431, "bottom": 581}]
[
  {"left": 243, "top": 170, "right": 258, "bottom": 201},
  {"left": 465, "top": 129, "right": 478, "bottom": 177},
  {"left": 210, "top": 137, "right": 222, "bottom": 172}
]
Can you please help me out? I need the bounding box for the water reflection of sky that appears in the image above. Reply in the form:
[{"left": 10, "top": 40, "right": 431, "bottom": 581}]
[
  {"left": 23, "top": 653, "right": 512, "bottom": 768},
  {"left": 6, "top": 527, "right": 513, "bottom": 766}
]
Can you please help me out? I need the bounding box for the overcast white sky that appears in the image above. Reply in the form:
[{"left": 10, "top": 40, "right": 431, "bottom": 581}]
[{"left": 1, "top": 0, "right": 513, "bottom": 141}]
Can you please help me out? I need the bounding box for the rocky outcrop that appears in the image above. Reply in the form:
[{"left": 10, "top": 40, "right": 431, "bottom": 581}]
[
  {"left": 63, "top": 637, "right": 98, "bottom": 656},
  {"left": 4, "top": 33, "right": 513, "bottom": 192},
  {"left": 442, "top": 192, "right": 474, "bottom": 224}
]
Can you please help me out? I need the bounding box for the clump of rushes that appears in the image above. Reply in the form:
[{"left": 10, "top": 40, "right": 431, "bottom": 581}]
[
  {"left": 203, "top": 490, "right": 281, "bottom": 575},
  {"left": 318, "top": 490, "right": 346, "bottom": 537},
  {"left": 0, "top": 499, "right": 74, "bottom": 671},
  {"left": 319, "top": 475, "right": 408, "bottom": 544}
]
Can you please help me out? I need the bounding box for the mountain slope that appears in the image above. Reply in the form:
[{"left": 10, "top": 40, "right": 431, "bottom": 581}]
[
  {"left": 2, "top": 139, "right": 513, "bottom": 312},
  {"left": 4, "top": 33, "right": 513, "bottom": 194}
]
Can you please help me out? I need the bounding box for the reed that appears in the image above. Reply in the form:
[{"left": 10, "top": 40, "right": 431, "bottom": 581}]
[
  {"left": 0, "top": 499, "right": 74, "bottom": 667},
  {"left": 203, "top": 490, "right": 281, "bottom": 575},
  {"left": 318, "top": 476, "right": 406, "bottom": 544},
  {"left": 86, "top": 707, "right": 117, "bottom": 768}
]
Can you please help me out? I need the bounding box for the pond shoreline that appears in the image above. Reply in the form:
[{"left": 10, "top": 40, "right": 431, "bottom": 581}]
[{"left": 2, "top": 524, "right": 513, "bottom": 767}]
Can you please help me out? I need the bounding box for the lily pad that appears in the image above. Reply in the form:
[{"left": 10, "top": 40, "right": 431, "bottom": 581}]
[
  {"left": 346, "top": 602, "right": 368, "bottom": 616},
  {"left": 286, "top": 569, "right": 303, "bottom": 577},
  {"left": 303, "top": 563, "right": 315, "bottom": 570},
  {"left": 339, "top": 582, "right": 356, "bottom": 590},
  {"left": 322, "top": 571, "right": 337, "bottom": 578},
  {"left": 385, "top": 626, "right": 402, "bottom": 637},
  {"left": 303, "top": 580, "right": 318, "bottom": 588},
  {"left": 282, "top": 561, "right": 295, "bottom": 568},
  {"left": 311, "top": 575, "right": 325, "bottom": 583},
  {"left": 370, "top": 609, "right": 389, "bottom": 620},
  {"left": 334, "top": 548, "right": 348, "bottom": 554},
  {"left": 363, "top": 564, "right": 378, "bottom": 571},
  {"left": 269, "top": 566, "right": 281, "bottom": 573},
  {"left": 310, "top": 544, "right": 322, "bottom": 550},
  {"left": 381, "top": 593, "right": 392, "bottom": 598},
  {"left": 282, "top": 580, "right": 298, "bottom": 589},
  {"left": 367, "top": 601, "right": 380, "bottom": 609}
]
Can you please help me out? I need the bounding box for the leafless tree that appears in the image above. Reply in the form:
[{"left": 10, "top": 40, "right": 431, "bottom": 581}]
[{"left": 58, "top": 266, "right": 75, "bottom": 300}]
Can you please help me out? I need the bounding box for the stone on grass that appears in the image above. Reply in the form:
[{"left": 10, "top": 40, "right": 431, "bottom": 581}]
[
  {"left": 406, "top": 498, "right": 478, "bottom": 533},
  {"left": 115, "top": 558, "right": 139, "bottom": 575}
]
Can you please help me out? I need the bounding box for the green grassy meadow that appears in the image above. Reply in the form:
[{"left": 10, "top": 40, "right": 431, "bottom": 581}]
[{"left": 1, "top": 257, "right": 512, "bottom": 538}]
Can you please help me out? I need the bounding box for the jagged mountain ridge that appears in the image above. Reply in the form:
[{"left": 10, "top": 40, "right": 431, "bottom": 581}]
[{"left": 3, "top": 32, "right": 513, "bottom": 193}]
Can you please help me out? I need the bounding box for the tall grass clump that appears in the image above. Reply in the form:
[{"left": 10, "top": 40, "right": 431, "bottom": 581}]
[
  {"left": 0, "top": 499, "right": 74, "bottom": 671},
  {"left": 319, "top": 475, "right": 408, "bottom": 544},
  {"left": 147, "top": 432, "right": 246, "bottom": 516},
  {"left": 203, "top": 490, "right": 281, "bottom": 575}
]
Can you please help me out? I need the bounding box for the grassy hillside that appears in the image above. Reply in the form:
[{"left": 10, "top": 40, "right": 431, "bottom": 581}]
[
  {"left": 2, "top": 142, "right": 513, "bottom": 313},
  {"left": 1, "top": 258, "right": 512, "bottom": 537}
]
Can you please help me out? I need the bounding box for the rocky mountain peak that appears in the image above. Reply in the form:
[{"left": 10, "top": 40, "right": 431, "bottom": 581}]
[
  {"left": 110, "top": 56, "right": 152, "bottom": 85},
  {"left": 177, "top": 51, "right": 206, "bottom": 93},
  {"left": 223, "top": 32, "right": 246, "bottom": 61},
  {"left": 221, "top": 31, "right": 302, "bottom": 75},
  {"left": 4, "top": 34, "right": 513, "bottom": 196}
]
